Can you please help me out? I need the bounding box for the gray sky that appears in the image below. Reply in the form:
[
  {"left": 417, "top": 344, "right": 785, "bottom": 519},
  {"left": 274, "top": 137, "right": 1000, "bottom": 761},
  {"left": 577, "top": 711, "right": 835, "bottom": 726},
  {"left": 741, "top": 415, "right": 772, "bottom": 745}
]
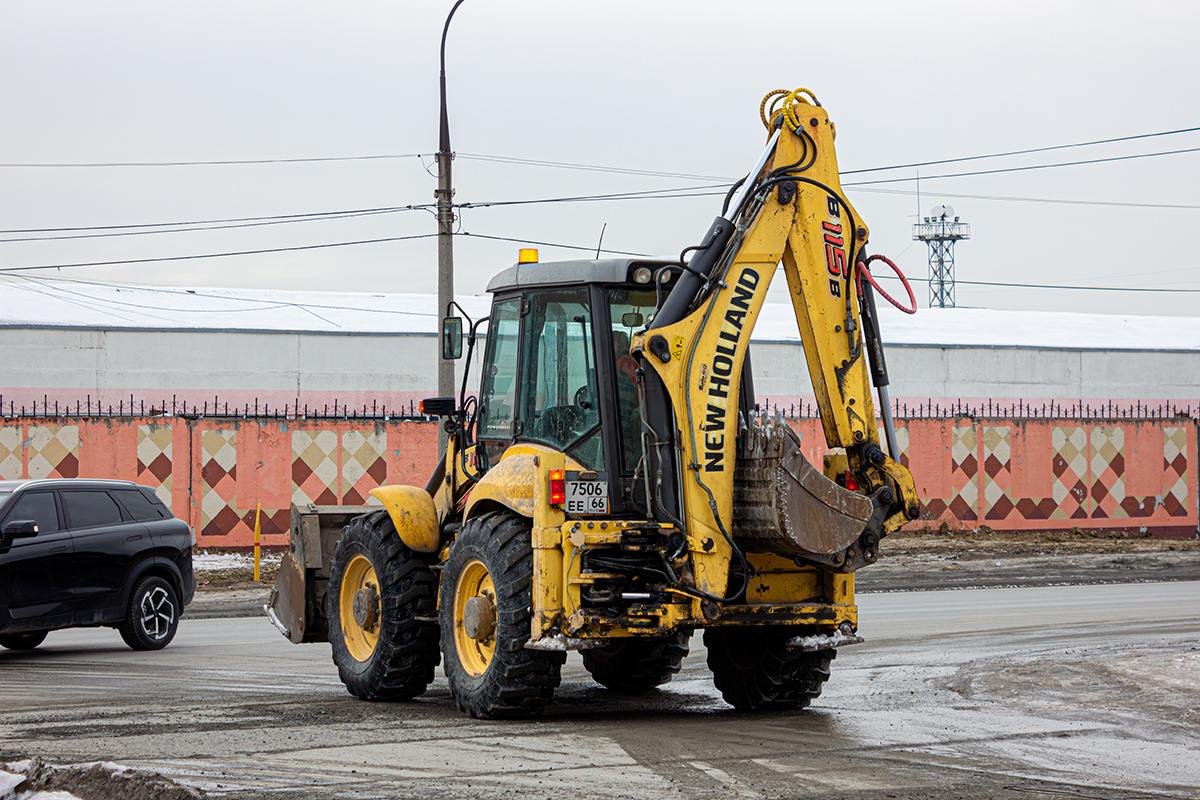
[{"left": 2, "top": 0, "right": 1198, "bottom": 316}]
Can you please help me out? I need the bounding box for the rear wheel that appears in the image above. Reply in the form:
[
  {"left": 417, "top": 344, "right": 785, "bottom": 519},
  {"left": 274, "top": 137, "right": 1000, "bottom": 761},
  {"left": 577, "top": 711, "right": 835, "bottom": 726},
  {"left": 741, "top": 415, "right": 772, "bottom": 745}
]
[
  {"left": 119, "top": 576, "right": 180, "bottom": 650},
  {"left": 705, "top": 627, "right": 834, "bottom": 711},
  {"left": 582, "top": 632, "right": 691, "bottom": 691},
  {"left": 328, "top": 510, "right": 440, "bottom": 700},
  {"left": 0, "top": 631, "right": 48, "bottom": 651},
  {"left": 439, "top": 511, "right": 564, "bottom": 718}
]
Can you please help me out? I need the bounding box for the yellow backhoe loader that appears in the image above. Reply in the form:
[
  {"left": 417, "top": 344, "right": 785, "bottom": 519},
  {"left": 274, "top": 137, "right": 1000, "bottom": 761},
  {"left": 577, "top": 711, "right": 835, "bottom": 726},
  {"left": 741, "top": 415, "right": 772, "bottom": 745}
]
[{"left": 267, "top": 88, "right": 920, "bottom": 718}]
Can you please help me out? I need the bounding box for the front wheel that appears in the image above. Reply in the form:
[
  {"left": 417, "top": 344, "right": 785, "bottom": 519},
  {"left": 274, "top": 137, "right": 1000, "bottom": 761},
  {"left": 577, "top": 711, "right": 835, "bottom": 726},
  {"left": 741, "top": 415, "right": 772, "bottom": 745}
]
[
  {"left": 118, "top": 576, "right": 180, "bottom": 650},
  {"left": 439, "top": 511, "right": 564, "bottom": 718},
  {"left": 705, "top": 627, "right": 834, "bottom": 711},
  {"left": 0, "top": 631, "right": 48, "bottom": 651},
  {"left": 328, "top": 510, "right": 440, "bottom": 700}
]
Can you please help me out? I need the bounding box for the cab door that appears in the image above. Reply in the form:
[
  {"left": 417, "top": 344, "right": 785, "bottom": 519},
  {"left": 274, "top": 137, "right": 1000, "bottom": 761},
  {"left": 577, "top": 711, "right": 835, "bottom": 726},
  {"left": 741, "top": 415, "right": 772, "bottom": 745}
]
[{"left": 0, "top": 491, "right": 75, "bottom": 629}]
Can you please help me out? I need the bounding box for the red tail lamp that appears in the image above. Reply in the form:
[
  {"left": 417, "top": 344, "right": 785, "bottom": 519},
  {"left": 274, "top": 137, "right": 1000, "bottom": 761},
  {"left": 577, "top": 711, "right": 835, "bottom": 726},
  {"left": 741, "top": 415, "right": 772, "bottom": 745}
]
[{"left": 548, "top": 469, "right": 566, "bottom": 506}]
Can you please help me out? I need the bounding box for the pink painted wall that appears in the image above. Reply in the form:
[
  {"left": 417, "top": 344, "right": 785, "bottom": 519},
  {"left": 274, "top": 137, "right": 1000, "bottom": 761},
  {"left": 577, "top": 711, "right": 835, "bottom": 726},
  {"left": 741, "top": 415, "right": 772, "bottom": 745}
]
[{"left": 1, "top": 415, "right": 1195, "bottom": 543}]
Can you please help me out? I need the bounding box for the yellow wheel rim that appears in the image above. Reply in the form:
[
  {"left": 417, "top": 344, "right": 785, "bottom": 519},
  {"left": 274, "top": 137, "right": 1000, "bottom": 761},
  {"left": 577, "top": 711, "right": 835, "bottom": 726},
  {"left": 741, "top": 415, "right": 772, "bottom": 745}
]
[
  {"left": 453, "top": 558, "right": 496, "bottom": 677},
  {"left": 339, "top": 553, "right": 381, "bottom": 662}
]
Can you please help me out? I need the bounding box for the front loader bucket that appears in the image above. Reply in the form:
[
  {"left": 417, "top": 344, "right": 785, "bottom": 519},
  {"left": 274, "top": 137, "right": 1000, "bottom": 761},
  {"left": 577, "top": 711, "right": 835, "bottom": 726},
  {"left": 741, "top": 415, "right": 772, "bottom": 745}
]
[
  {"left": 264, "top": 503, "right": 373, "bottom": 644},
  {"left": 266, "top": 550, "right": 309, "bottom": 643},
  {"left": 733, "top": 418, "right": 873, "bottom": 565}
]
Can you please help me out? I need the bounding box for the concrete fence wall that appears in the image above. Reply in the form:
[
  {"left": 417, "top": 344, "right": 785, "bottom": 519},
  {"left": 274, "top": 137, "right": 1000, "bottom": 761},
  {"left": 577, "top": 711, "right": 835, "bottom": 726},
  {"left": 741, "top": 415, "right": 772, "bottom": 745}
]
[{"left": 1, "top": 414, "right": 1194, "bottom": 546}]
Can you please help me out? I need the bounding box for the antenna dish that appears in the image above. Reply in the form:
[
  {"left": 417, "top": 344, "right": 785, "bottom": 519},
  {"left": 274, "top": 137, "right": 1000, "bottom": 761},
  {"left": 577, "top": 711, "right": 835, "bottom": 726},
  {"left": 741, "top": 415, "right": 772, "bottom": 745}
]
[{"left": 929, "top": 204, "right": 955, "bottom": 220}]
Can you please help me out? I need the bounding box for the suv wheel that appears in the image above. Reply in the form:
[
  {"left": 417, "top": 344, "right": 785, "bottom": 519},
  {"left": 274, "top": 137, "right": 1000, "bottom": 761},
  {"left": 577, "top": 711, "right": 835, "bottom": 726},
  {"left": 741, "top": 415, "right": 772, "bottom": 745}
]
[
  {"left": 0, "top": 631, "right": 48, "bottom": 651},
  {"left": 119, "top": 576, "right": 180, "bottom": 650}
]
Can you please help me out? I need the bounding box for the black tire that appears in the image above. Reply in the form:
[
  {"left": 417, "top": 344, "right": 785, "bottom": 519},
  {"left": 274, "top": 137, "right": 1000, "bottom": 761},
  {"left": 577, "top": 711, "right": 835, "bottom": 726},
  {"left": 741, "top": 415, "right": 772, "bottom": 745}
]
[
  {"left": 0, "top": 631, "right": 48, "bottom": 651},
  {"left": 328, "top": 510, "right": 441, "bottom": 700},
  {"left": 118, "top": 576, "right": 180, "bottom": 650},
  {"left": 582, "top": 631, "right": 691, "bottom": 692},
  {"left": 439, "top": 511, "right": 565, "bottom": 719},
  {"left": 705, "top": 627, "right": 835, "bottom": 711}
]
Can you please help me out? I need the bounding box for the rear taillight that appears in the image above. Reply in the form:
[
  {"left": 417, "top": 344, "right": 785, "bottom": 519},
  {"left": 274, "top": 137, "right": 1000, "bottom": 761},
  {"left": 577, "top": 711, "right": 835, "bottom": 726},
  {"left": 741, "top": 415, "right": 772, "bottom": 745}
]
[
  {"left": 844, "top": 472, "right": 859, "bottom": 492},
  {"left": 548, "top": 469, "right": 566, "bottom": 506}
]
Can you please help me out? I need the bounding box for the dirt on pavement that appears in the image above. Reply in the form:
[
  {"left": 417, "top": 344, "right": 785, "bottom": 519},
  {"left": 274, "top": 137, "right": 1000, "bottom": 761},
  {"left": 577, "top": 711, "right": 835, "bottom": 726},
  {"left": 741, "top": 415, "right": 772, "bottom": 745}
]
[{"left": 189, "top": 528, "right": 1199, "bottom": 618}]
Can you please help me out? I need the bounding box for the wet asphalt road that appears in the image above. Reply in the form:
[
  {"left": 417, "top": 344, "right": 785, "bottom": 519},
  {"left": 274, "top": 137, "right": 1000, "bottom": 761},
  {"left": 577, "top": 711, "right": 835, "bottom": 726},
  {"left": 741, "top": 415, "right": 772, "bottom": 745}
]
[{"left": 1, "top": 582, "right": 1197, "bottom": 799}]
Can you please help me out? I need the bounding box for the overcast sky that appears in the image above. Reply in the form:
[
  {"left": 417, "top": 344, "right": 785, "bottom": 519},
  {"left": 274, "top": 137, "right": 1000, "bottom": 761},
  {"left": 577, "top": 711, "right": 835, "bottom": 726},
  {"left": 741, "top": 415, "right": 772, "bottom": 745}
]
[{"left": 2, "top": 1, "right": 1198, "bottom": 317}]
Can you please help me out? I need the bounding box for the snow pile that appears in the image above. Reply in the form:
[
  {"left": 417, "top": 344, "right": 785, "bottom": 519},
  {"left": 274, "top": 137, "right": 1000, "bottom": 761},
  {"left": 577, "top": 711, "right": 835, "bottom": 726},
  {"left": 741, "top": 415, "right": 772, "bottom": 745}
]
[
  {"left": 0, "top": 759, "right": 201, "bottom": 800},
  {"left": 193, "top": 550, "right": 281, "bottom": 572}
]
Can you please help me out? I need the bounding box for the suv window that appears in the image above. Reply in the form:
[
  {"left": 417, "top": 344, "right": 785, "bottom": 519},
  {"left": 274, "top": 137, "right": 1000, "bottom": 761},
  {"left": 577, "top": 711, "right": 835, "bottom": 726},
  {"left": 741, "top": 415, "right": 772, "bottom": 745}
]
[
  {"left": 62, "top": 490, "right": 125, "bottom": 529},
  {"left": 113, "top": 489, "right": 168, "bottom": 521},
  {"left": 4, "top": 492, "right": 60, "bottom": 534}
]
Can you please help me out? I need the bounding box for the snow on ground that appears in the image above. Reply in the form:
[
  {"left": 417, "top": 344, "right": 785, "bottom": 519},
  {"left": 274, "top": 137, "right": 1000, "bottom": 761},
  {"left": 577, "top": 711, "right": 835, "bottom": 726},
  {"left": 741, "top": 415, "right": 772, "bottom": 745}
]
[{"left": 193, "top": 551, "right": 281, "bottom": 571}]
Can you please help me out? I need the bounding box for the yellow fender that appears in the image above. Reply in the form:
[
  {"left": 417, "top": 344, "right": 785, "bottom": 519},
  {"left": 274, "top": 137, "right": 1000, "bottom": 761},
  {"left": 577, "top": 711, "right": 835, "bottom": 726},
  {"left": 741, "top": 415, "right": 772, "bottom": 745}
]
[
  {"left": 369, "top": 485, "right": 440, "bottom": 553},
  {"left": 462, "top": 444, "right": 585, "bottom": 522}
]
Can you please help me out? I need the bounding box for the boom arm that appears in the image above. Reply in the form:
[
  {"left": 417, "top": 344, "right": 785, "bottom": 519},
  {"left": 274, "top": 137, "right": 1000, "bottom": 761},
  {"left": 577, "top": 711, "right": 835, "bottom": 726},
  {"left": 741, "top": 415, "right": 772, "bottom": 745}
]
[{"left": 632, "top": 89, "right": 919, "bottom": 597}]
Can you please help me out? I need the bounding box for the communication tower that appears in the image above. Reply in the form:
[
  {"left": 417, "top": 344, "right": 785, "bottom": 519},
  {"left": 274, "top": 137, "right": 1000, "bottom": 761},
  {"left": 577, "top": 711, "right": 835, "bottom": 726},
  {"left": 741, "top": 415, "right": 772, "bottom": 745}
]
[{"left": 913, "top": 205, "right": 970, "bottom": 308}]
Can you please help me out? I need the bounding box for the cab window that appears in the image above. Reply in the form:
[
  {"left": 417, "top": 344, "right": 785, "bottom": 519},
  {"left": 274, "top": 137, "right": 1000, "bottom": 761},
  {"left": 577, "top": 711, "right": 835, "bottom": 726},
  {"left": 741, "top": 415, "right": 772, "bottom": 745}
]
[
  {"left": 477, "top": 299, "right": 521, "bottom": 440},
  {"left": 607, "top": 287, "right": 658, "bottom": 474}
]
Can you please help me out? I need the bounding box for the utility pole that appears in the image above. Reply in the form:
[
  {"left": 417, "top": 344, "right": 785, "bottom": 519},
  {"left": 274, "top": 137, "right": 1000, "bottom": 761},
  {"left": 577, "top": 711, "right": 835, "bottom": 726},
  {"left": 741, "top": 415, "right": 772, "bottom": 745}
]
[{"left": 437, "top": 0, "right": 467, "bottom": 454}]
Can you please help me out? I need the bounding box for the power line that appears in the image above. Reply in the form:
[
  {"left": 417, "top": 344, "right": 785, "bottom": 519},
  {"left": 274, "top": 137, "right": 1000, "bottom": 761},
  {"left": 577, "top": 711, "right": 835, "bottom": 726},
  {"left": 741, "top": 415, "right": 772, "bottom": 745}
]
[
  {"left": 850, "top": 186, "right": 1200, "bottom": 210},
  {"left": 458, "top": 153, "right": 730, "bottom": 181},
  {"left": 456, "top": 231, "right": 648, "bottom": 257},
  {"left": 459, "top": 184, "right": 729, "bottom": 209},
  {"left": 0, "top": 233, "right": 437, "bottom": 273},
  {"left": 861, "top": 271, "right": 1200, "bottom": 294},
  {"left": 0, "top": 207, "right": 433, "bottom": 243},
  {"left": 845, "top": 146, "right": 1200, "bottom": 186},
  {"left": 0, "top": 205, "right": 432, "bottom": 235},
  {"left": 841, "top": 126, "right": 1200, "bottom": 175},
  {"left": 0, "top": 154, "right": 426, "bottom": 168},
  {"left": 2, "top": 274, "right": 442, "bottom": 318}
]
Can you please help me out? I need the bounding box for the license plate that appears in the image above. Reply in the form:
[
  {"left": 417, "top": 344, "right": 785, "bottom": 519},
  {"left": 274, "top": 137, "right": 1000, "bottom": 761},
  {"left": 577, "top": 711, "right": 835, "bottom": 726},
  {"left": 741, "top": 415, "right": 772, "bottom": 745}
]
[{"left": 565, "top": 471, "right": 609, "bottom": 515}]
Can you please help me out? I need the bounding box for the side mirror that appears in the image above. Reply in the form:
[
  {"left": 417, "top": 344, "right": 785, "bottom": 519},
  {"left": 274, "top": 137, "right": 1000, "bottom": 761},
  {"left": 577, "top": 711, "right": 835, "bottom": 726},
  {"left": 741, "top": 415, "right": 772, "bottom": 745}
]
[
  {"left": 442, "top": 317, "right": 463, "bottom": 360},
  {"left": 621, "top": 312, "right": 644, "bottom": 328},
  {"left": 3, "top": 519, "right": 39, "bottom": 539}
]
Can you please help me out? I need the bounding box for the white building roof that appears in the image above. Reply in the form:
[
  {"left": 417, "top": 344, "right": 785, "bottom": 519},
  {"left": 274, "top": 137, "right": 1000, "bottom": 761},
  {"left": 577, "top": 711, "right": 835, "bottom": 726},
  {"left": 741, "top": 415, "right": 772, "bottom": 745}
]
[{"left": 2, "top": 279, "right": 1199, "bottom": 351}]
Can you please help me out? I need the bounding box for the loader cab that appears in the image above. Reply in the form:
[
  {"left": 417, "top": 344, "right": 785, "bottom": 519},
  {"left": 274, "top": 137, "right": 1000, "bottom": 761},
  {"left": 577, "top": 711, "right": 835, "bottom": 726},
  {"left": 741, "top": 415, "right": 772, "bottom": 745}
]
[{"left": 472, "top": 257, "right": 678, "bottom": 516}]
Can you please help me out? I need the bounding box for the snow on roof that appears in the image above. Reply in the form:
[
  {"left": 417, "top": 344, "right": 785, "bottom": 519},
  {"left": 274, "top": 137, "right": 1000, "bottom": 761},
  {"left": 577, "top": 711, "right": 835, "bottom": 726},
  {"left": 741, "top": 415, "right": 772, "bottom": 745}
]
[{"left": 2, "top": 280, "right": 1198, "bottom": 351}]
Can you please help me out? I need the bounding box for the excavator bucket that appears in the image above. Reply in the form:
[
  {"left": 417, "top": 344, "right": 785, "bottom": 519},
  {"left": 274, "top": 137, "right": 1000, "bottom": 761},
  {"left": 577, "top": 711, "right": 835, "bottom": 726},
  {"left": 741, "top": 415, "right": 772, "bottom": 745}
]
[
  {"left": 264, "top": 503, "right": 371, "bottom": 643},
  {"left": 733, "top": 418, "right": 874, "bottom": 566}
]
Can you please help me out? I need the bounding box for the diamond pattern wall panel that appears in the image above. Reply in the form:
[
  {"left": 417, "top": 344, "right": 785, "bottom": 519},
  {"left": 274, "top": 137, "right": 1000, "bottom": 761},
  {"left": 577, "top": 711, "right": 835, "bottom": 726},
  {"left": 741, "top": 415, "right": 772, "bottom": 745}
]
[
  {"left": 200, "top": 429, "right": 238, "bottom": 539},
  {"left": 919, "top": 425, "right": 978, "bottom": 523},
  {"left": 1051, "top": 426, "right": 1090, "bottom": 520},
  {"left": 0, "top": 427, "right": 21, "bottom": 479},
  {"left": 342, "top": 429, "right": 387, "bottom": 505},
  {"left": 27, "top": 425, "right": 79, "bottom": 479},
  {"left": 137, "top": 424, "right": 174, "bottom": 506},
  {"left": 292, "top": 430, "right": 338, "bottom": 506},
  {"left": 1162, "top": 427, "right": 1189, "bottom": 518}
]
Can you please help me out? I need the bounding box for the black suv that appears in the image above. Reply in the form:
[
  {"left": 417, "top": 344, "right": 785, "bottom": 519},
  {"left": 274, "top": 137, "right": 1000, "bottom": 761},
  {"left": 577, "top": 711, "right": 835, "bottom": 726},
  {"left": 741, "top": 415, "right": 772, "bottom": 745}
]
[{"left": 0, "top": 479, "right": 195, "bottom": 651}]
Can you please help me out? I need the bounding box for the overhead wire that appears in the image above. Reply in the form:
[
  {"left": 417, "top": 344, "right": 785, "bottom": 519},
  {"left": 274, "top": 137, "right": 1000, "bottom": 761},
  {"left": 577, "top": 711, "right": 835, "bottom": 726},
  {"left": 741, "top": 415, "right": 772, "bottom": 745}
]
[
  {"left": 844, "top": 146, "right": 1200, "bottom": 186},
  {"left": 841, "top": 126, "right": 1200, "bottom": 175},
  {"left": 0, "top": 233, "right": 438, "bottom": 273}
]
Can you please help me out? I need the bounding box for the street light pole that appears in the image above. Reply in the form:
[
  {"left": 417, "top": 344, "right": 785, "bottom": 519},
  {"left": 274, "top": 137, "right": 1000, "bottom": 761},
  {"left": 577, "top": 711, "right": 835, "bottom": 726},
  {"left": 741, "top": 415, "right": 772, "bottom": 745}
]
[{"left": 437, "top": 0, "right": 467, "bottom": 455}]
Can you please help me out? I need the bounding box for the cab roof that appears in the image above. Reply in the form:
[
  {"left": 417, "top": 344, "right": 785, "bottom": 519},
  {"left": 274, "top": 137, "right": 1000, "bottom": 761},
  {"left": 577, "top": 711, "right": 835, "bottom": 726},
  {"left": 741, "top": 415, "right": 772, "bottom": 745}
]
[{"left": 485, "top": 257, "right": 678, "bottom": 294}]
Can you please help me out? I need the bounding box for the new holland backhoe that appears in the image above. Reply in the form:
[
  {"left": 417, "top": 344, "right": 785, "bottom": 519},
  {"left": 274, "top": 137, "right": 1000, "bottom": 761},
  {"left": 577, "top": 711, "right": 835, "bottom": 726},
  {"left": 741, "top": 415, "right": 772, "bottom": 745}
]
[{"left": 267, "top": 88, "right": 920, "bottom": 718}]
